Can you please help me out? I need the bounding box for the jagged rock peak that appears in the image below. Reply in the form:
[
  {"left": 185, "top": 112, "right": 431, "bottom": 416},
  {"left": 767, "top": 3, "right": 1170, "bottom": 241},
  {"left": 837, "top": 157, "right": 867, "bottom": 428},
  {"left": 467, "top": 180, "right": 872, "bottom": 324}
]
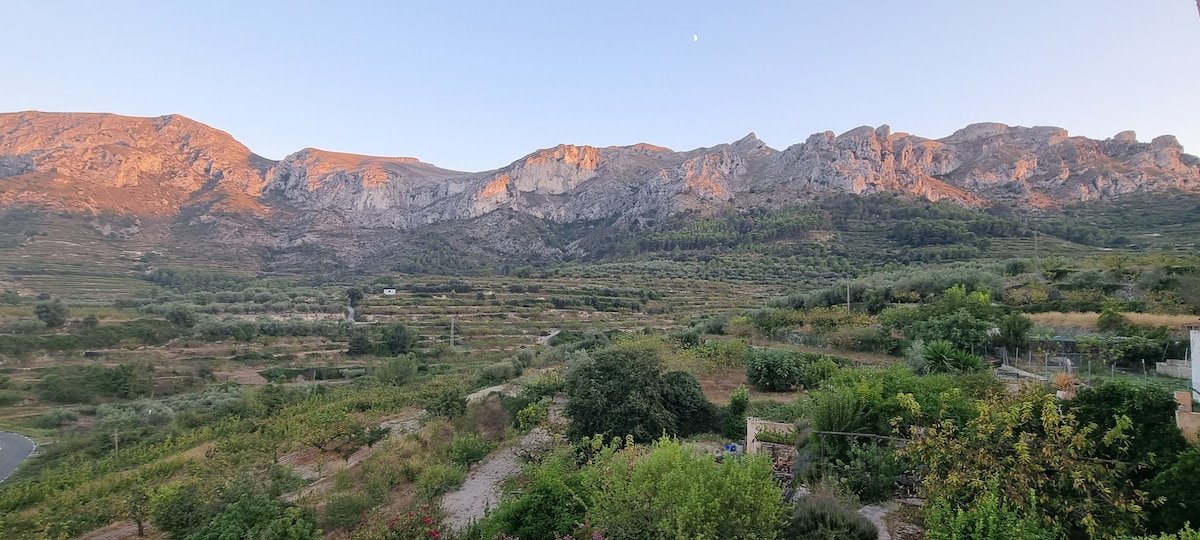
[{"left": 1113, "top": 130, "right": 1138, "bottom": 143}]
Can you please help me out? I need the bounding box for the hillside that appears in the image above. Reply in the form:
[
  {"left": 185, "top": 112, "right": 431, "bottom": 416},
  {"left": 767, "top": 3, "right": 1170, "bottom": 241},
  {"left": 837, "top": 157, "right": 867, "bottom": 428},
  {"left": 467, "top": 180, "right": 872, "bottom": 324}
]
[{"left": 2, "top": 111, "right": 1200, "bottom": 277}]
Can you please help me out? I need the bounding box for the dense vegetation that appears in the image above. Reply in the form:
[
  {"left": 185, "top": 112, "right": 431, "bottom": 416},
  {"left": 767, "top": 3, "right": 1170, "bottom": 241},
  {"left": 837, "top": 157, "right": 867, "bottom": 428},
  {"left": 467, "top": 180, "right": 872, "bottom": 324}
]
[{"left": 2, "top": 192, "right": 1200, "bottom": 539}]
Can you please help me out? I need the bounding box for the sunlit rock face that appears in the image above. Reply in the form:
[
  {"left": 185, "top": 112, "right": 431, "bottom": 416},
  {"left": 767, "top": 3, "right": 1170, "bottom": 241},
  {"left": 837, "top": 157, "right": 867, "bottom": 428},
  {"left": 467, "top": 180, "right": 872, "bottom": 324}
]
[{"left": 3, "top": 111, "right": 1199, "bottom": 263}]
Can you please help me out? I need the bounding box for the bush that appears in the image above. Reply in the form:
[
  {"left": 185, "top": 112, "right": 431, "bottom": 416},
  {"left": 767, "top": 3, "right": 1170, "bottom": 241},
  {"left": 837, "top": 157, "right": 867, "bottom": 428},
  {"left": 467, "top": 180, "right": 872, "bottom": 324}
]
[
  {"left": 517, "top": 401, "right": 549, "bottom": 431},
  {"left": 1127, "top": 524, "right": 1200, "bottom": 540},
  {"left": 924, "top": 479, "right": 1060, "bottom": 540},
  {"left": 348, "top": 506, "right": 447, "bottom": 540},
  {"left": 724, "top": 385, "right": 750, "bottom": 439},
  {"left": 323, "top": 491, "right": 382, "bottom": 531},
  {"left": 426, "top": 387, "right": 467, "bottom": 419},
  {"left": 831, "top": 441, "right": 904, "bottom": 504},
  {"left": 802, "top": 358, "right": 840, "bottom": 389},
  {"left": 7, "top": 319, "right": 46, "bottom": 334},
  {"left": 746, "top": 348, "right": 850, "bottom": 392},
  {"left": 34, "top": 409, "right": 77, "bottom": 429},
  {"left": 417, "top": 463, "right": 465, "bottom": 498},
  {"left": 1148, "top": 446, "right": 1200, "bottom": 533},
  {"left": 825, "top": 326, "right": 900, "bottom": 354},
  {"left": 34, "top": 297, "right": 67, "bottom": 327},
  {"left": 375, "top": 355, "right": 418, "bottom": 386},
  {"left": 447, "top": 433, "right": 495, "bottom": 467},
  {"left": 519, "top": 372, "right": 565, "bottom": 400},
  {"left": 910, "top": 339, "right": 985, "bottom": 374},
  {"left": 745, "top": 348, "right": 804, "bottom": 391},
  {"left": 785, "top": 492, "right": 878, "bottom": 540},
  {"left": 478, "top": 361, "right": 519, "bottom": 385}
]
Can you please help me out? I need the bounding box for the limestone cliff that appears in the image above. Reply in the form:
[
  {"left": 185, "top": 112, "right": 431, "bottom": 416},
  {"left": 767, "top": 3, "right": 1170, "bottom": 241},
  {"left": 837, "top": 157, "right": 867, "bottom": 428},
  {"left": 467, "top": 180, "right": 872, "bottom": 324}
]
[{"left": 2, "top": 111, "right": 1199, "bottom": 266}]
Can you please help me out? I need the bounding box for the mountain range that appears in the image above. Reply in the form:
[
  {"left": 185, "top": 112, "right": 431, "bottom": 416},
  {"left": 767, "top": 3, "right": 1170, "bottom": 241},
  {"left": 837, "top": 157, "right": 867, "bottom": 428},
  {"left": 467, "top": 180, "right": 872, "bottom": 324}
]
[{"left": 2, "top": 111, "right": 1199, "bottom": 272}]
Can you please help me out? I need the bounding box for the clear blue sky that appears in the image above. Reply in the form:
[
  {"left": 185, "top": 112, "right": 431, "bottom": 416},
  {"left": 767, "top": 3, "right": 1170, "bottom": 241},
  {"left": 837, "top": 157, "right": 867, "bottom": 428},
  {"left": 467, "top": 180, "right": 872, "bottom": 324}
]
[{"left": 5, "top": 0, "right": 1199, "bottom": 172}]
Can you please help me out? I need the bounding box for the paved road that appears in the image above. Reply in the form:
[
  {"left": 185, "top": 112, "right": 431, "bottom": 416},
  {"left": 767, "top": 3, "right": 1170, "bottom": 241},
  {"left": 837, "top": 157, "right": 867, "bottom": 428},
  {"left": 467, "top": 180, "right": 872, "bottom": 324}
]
[{"left": 0, "top": 431, "right": 36, "bottom": 483}]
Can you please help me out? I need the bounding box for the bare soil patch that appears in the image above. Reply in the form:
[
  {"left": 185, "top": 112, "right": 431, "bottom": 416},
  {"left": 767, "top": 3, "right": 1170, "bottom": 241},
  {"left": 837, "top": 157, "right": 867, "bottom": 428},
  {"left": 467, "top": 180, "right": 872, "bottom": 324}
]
[{"left": 79, "top": 520, "right": 160, "bottom": 540}]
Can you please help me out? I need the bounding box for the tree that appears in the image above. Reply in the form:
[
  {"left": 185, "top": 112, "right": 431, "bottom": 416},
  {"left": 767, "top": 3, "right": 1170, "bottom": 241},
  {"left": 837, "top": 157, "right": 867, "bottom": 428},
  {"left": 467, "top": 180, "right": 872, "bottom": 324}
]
[
  {"left": 150, "top": 479, "right": 220, "bottom": 539},
  {"left": 992, "top": 312, "right": 1033, "bottom": 354},
  {"left": 375, "top": 354, "right": 418, "bottom": 386},
  {"left": 34, "top": 297, "right": 68, "bottom": 327},
  {"left": 724, "top": 384, "right": 750, "bottom": 439},
  {"left": 1066, "top": 381, "right": 1188, "bottom": 484},
  {"left": 659, "top": 370, "right": 717, "bottom": 437},
  {"left": 346, "top": 287, "right": 364, "bottom": 307},
  {"left": 296, "top": 409, "right": 362, "bottom": 452},
  {"left": 165, "top": 304, "right": 197, "bottom": 328},
  {"left": 565, "top": 343, "right": 720, "bottom": 443},
  {"left": 123, "top": 485, "right": 151, "bottom": 537},
  {"left": 346, "top": 330, "right": 372, "bottom": 355},
  {"left": 1097, "top": 299, "right": 1129, "bottom": 332},
  {"left": 880, "top": 285, "right": 997, "bottom": 350},
  {"left": 565, "top": 344, "right": 675, "bottom": 442},
  {"left": 900, "top": 389, "right": 1148, "bottom": 539},
  {"left": 381, "top": 323, "right": 417, "bottom": 355},
  {"left": 1147, "top": 445, "right": 1200, "bottom": 533}
]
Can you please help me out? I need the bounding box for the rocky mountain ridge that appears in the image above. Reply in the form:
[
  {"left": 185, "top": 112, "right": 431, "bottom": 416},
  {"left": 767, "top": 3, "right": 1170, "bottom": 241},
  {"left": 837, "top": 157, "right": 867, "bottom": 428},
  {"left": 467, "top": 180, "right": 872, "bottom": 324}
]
[{"left": 2, "top": 110, "right": 1199, "bottom": 269}]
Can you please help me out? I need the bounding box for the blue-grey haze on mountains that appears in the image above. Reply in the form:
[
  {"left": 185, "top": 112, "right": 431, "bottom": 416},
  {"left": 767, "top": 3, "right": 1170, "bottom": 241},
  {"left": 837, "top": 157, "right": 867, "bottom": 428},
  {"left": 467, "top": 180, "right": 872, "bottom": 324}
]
[{"left": 3, "top": 0, "right": 1198, "bottom": 172}]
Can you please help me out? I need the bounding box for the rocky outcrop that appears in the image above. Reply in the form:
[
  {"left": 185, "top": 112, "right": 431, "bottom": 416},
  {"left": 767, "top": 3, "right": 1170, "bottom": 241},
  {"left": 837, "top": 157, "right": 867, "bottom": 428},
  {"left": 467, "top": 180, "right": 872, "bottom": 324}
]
[
  {"left": 2, "top": 111, "right": 1199, "bottom": 263},
  {"left": 0, "top": 111, "right": 271, "bottom": 216}
]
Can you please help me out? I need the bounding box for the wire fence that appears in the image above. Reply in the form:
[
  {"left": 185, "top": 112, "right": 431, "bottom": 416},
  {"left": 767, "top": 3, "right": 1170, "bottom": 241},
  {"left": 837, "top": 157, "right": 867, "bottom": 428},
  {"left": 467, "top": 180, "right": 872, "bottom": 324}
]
[{"left": 989, "top": 345, "right": 1190, "bottom": 388}]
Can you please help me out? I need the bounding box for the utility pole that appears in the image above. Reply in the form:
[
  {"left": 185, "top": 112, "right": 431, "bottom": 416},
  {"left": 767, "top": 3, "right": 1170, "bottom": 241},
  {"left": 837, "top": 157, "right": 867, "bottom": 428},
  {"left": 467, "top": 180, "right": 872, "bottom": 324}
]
[
  {"left": 449, "top": 316, "right": 456, "bottom": 347},
  {"left": 113, "top": 429, "right": 119, "bottom": 460},
  {"left": 846, "top": 284, "right": 851, "bottom": 312}
]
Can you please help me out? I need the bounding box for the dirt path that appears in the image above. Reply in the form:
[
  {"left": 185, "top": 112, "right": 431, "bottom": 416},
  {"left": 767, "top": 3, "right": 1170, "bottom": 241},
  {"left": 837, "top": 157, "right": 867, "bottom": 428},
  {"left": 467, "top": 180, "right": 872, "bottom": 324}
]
[
  {"left": 441, "top": 422, "right": 558, "bottom": 531},
  {"left": 859, "top": 503, "right": 894, "bottom": 540},
  {"left": 536, "top": 329, "right": 560, "bottom": 346},
  {"left": 466, "top": 384, "right": 511, "bottom": 404},
  {"left": 440, "top": 444, "right": 523, "bottom": 531}
]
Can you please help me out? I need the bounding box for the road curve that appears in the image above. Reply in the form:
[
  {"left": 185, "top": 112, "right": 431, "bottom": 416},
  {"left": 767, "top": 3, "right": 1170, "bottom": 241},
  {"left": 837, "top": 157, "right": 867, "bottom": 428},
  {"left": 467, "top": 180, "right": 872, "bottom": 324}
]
[{"left": 0, "top": 431, "right": 36, "bottom": 483}]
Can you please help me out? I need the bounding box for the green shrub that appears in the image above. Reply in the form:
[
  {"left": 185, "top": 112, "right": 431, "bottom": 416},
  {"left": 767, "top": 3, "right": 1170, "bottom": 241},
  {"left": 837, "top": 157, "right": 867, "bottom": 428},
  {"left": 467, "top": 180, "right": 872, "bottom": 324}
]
[
  {"left": 745, "top": 348, "right": 804, "bottom": 391},
  {"left": 0, "top": 390, "right": 21, "bottom": 407},
  {"left": 478, "top": 361, "right": 518, "bottom": 385},
  {"left": 1148, "top": 446, "right": 1200, "bottom": 533},
  {"left": 825, "top": 326, "right": 900, "bottom": 354},
  {"left": 785, "top": 492, "right": 878, "bottom": 540},
  {"left": 322, "top": 491, "right": 381, "bottom": 531},
  {"left": 517, "top": 401, "right": 549, "bottom": 431},
  {"left": 831, "top": 441, "right": 904, "bottom": 504},
  {"left": 755, "top": 428, "right": 796, "bottom": 445},
  {"left": 519, "top": 372, "right": 565, "bottom": 400},
  {"left": 33, "top": 408, "right": 77, "bottom": 429},
  {"left": 924, "top": 479, "right": 1060, "bottom": 540},
  {"left": 447, "top": 433, "right": 495, "bottom": 467},
  {"left": 1127, "top": 524, "right": 1200, "bottom": 540},
  {"left": 802, "top": 358, "right": 840, "bottom": 389},
  {"left": 724, "top": 385, "right": 750, "bottom": 439},
  {"left": 417, "top": 463, "right": 465, "bottom": 498}
]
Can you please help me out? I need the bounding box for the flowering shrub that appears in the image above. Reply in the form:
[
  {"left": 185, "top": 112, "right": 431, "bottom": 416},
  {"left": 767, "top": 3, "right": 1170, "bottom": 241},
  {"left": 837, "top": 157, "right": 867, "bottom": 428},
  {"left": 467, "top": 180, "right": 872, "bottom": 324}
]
[
  {"left": 346, "top": 505, "right": 444, "bottom": 540},
  {"left": 554, "top": 514, "right": 606, "bottom": 540}
]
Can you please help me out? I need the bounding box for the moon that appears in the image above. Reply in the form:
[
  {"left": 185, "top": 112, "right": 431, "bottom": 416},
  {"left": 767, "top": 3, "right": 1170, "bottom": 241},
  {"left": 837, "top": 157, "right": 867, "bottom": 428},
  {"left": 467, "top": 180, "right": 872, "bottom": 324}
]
[{"left": 693, "top": 34, "right": 698, "bottom": 42}]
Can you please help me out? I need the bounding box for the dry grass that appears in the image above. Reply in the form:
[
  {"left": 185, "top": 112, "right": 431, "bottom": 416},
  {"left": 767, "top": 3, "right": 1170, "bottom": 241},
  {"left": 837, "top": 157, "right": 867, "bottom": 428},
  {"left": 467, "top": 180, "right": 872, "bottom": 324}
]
[
  {"left": 696, "top": 368, "right": 800, "bottom": 405},
  {"left": 1028, "top": 311, "right": 1200, "bottom": 330},
  {"left": 1127, "top": 312, "right": 1200, "bottom": 328}
]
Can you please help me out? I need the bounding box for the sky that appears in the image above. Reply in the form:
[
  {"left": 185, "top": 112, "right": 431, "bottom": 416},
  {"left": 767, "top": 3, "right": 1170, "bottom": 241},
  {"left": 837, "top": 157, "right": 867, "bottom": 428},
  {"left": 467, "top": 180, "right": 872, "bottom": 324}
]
[{"left": 4, "top": 0, "right": 1200, "bottom": 172}]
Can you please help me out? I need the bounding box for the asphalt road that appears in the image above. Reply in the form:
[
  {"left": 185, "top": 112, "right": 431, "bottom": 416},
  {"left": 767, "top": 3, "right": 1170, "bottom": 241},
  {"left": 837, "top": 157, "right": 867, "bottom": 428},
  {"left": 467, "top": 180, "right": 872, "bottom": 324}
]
[{"left": 0, "top": 431, "right": 35, "bottom": 483}]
